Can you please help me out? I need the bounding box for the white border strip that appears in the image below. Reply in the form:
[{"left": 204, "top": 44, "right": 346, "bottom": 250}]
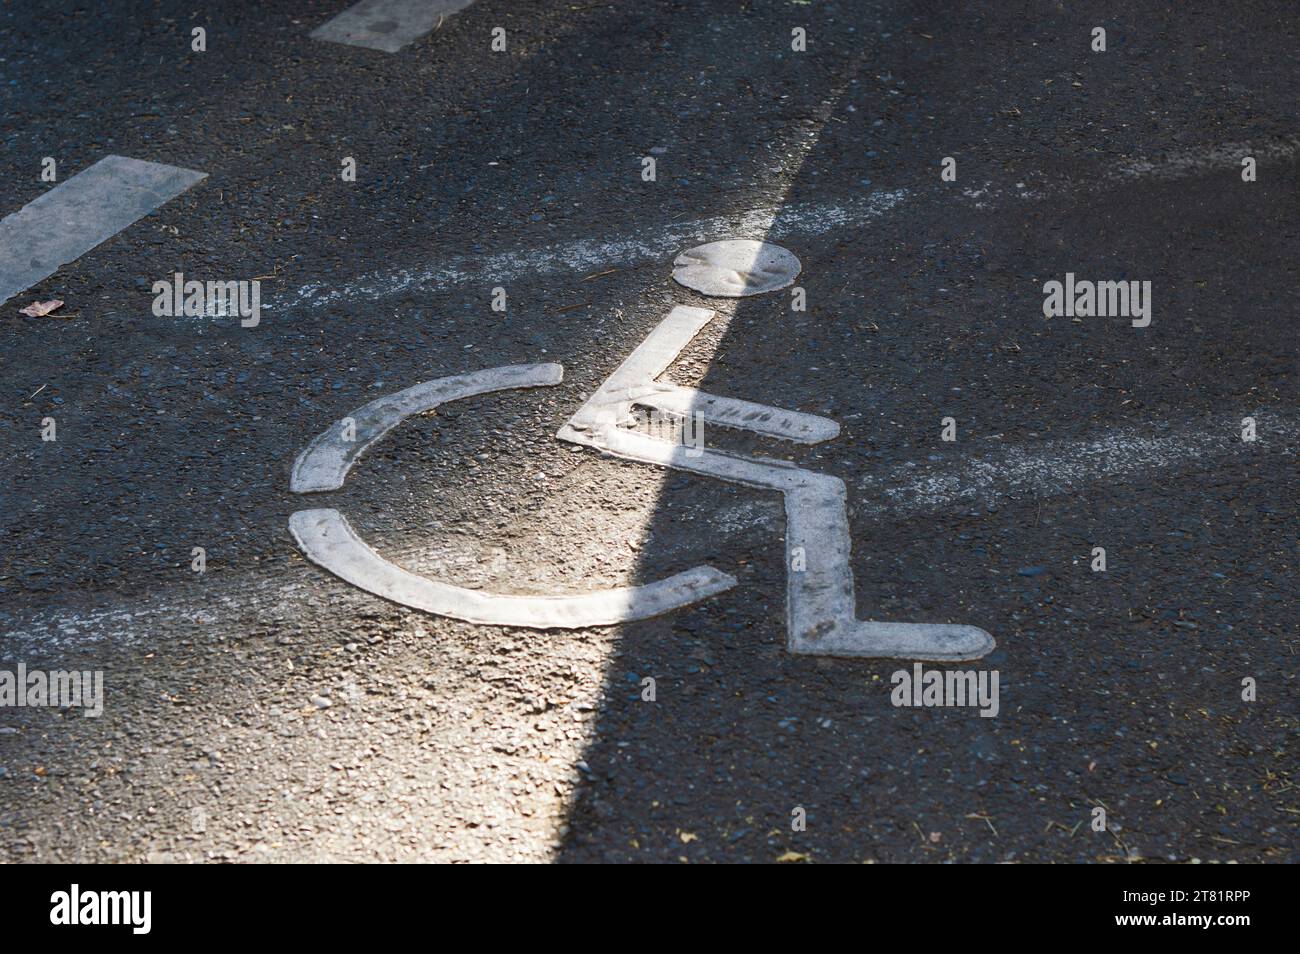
[
  {"left": 311, "top": 0, "right": 477, "bottom": 53},
  {"left": 0, "top": 156, "right": 206, "bottom": 306}
]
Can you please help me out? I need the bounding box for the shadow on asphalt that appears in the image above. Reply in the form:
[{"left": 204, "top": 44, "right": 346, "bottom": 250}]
[{"left": 555, "top": 1, "right": 1300, "bottom": 863}]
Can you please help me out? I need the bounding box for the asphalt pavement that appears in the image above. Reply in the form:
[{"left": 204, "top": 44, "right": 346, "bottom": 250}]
[{"left": 0, "top": 0, "right": 1296, "bottom": 862}]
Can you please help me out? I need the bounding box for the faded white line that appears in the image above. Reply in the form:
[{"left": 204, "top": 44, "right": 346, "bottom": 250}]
[
  {"left": 0, "top": 156, "right": 206, "bottom": 306},
  {"left": 858, "top": 412, "right": 1294, "bottom": 517},
  {"left": 271, "top": 134, "right": 1298, "bottom": 312},
  {"left": 311, "top": 0, "right": 476, "bottom": 53},
  {"left": 272, "top": 190, "right": 909, "bottom": 312},
  {"left": 1113, "top": 135, "right": 1300, "bottom": 181}
]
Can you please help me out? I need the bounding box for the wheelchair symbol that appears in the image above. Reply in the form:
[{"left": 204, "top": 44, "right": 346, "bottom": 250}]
[{"left": 288, "top": 302, "right": 994, "bottom": 661}]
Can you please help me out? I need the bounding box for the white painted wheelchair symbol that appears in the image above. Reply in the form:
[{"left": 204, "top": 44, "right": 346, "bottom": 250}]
[{"left": 290, "top": 247, "right": 993, "bottom": 661}]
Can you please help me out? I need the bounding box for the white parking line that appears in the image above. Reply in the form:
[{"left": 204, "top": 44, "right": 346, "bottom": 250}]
[
  {"left": 1114, "top": 136, "right": 1300, "bottom": 181},
  {"left": 0, "top": 156, "right": 206, "bottom": 306},
  {"left": 311, "top": 0, "right": 477, "bottom": 53},
  {"left": 857, "top": 412, "right": 1294, "bottom": 518},
  {"left": 274, "top": 190, "right": 909, "bottom": 312},
  {"left": 272, "top": 134, "right": 1298, "bottom": 313}
]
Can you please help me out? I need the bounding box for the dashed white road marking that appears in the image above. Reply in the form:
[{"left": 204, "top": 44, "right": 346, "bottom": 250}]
[
  {"left": 311, "top": 0, "right": 477, "bottom": 53},
  {"left": 272, "top": 134, "right": 1298, "bottom": 313},
  {"left": 0, "top": 156, "right": 206, "bottom": 306}
]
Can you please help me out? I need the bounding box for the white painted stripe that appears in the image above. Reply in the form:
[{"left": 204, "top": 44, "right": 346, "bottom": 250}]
[
  {"left": 311, "top": 0, "right": 476, "bottom": 53},
  {"left": 271, "top": 134, "right": 1298, "bottom": 313},
  {"left": 274, "top": 191, "right": 909, "bottom": 312},
  {"left": 1113, "top": 135, "right": 1300, "bottom": 181},
  {"left": 0, "top": 156, "right": 206, "bottom": 306},
  {"left": 857, "top": 412, "right": 1293, "bottom": 518}
]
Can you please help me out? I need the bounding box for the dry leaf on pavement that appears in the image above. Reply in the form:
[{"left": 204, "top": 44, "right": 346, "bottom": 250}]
[{"left": 19, "top": 299, "right": 64, "bottom": 317}]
